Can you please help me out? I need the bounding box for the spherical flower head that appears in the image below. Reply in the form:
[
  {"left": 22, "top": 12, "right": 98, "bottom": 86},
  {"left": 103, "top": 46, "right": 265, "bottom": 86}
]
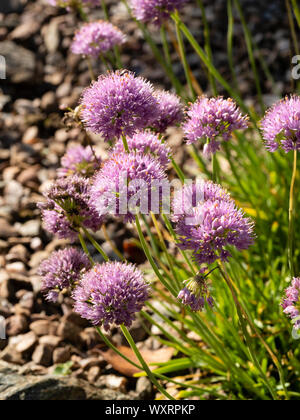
[
  {"left": 38, "top": 175, "right": 103, "bottom": 241},
  {"left": 151, "top": 90, "right": 184, "bottom": 133},
  {"left": 282, "top": 277, "right": 300, "bottom": 332},
  {"left": 129, "top": 0, "right": 188, "bottom": 26},
  {"left": 58, "top": 145, "right": 100, "bottom": 178},
  {"left": 112, "top": 131, "right": 171, "bottom": 169},
  {"left": 71, "top": 21, "right": 126, "bottom": 58},
  {"left": 80, "top": 71, "right": 159, "bottom": 141},
  {"left": 183, "top": 96, "right": 248, "bottom": 155},
  {"left": 176, "top": 199, "right": 255, "bottom": 266},
  {"left": 261, "top": 96, "right": 300, "bottom": 153},
  {"left": 172, "top": 179, "right": 232, "bottom": 223},
  {"left": 38, "top": 247, "right": 91, "bottom": 302},
  {"left": 178, "top": 274, "right": 214, "bottom": 312},
  {"left": 91, "top": 151, "right": 167, "bottom": 223},
  {"left": 73, "top": 262, "right": 149, "bottom": 330}
]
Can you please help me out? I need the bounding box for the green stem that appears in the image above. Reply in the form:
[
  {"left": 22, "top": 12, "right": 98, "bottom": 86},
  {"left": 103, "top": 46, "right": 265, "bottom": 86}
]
[
  {"left": 78, "top": 231, "right": 94, "bottom": 264},
  {"left": 219, "top": 263, "right": 289, "bottom": 400},
  {"left": 135, "top": 214, "right": 178, "bottom": 297},
  {"left": 161, "top": 24, "right": 173, "bottom": 70},
  {"left": 291, "top": 0, "right": 300, "bottom": 27},
  {"left": 288, "top": 150, "right": 298, "bottom": 278},
  {"left": 219, "top": 266, "right": 277, "bottom": 400},
  {"left": 122, "top": 134, "right": 130, "bottom": 153},
  {"left": 171, "top": 156, "right": 185, "bottom": 182},
  {"left": 120, "top": 325, "right": 176, "bottom": 400},
  {"left": 212, "top": 152, "right": 219, "bottom": 183},
  {"left": 86, "top": 57, "right": 96, "bottom": 81},
  {"left": 82, "top": 227, "right": 110, "bottom": 262},
  {"left": 174, "top": 12, "right": 196, "bottom": 99}
]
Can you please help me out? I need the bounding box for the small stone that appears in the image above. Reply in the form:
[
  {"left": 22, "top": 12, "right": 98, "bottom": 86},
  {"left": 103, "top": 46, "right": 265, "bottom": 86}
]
[
  {"left": 39, "top": 335, "right": 63, "bottom": 348},
  {"left": 30, "top": 320, "right": 58, "bottom": 337},
  {"left": 136, "top": 377, "right": 152, "bottom": 398},
  {"left": 40, "top": 91, "right": 57, "bottom": 113},
  {"left": 0, "top": 219, "right": 17, "bottom": 239},
  {"left": 6, "top": 244, "right": 28, "bottom": 263},
  {"left": 15, "top": 331, "right": 38, "bottom": 355},
  {"left": 0, "top": 344, "right": 25, "bottom": 365},
  {"left": 6, "top": 262, "right": 26, "bottom": 274},
  {"left": 43, "top": 19, "right": 60, "bottom": 54},
  {"left": 2, "top": 166, "right": 20, "bottom": 182},
  {"left": 52, "top": 347, "right": 71, "bottom": 364},
  {"left": 29, "top": 251, "right": 48, "bottom": 268},
  {"left": 0, "top": 276, "right": 32, "bottom": 301},
  {"left": 19, "top": 292, "right": 35, "bottom": 311},
  {"left": 4, "top": 181, "right": 23, "bottom": 210},
  {"left": 6, "top": 315, "right": 29, "bottom": 336},
  {"left": 104, "top": 375, "right": 128, "bottom": 393},
  {"left": 22, "top": 126, "right": 39, "bottom": 144},
  {"left": 30, "top": 237, "right": 43, "bottom": 251},
  {"left": 57, "top": 321, "right": 82, "bottom": 345},
  {"left": 18, "top": 220, "right": 40, "bottom": 237},
  {"left": 87, "top": 366, "right": 101, "bottom": 383},
  {"left": 17, "top": 166, "right": 39, "bottom": 185},
  {"left": 79, "top": 328, "right": 103, "bottom": 349},
  {"left": 32, "top": 344, "right": 53, "bottom": 367}
]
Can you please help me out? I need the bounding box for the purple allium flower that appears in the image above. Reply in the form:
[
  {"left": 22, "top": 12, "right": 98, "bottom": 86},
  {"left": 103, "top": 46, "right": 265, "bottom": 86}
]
[
  {"left": 112, "top": 131, "right": 171, "bottom": 169},
  {"left": 71, "top": 21, "right": 126, "bottom": 58},
  {"left": 175, "top": 198, "right": 255, "bottom": 266},
  {"left": 91, "top": 151, "right": 167, "bottom": 223},
  {"left": 282, "top": 277, "right": 300, "bottom": 332},
  {"left": 178, "top": 273, "right": 214, "bottom": 312},
  {"left": 261, "top": 96, "right": 300, "bottom": 153},
  {"left": 38, "top": 175, "right": 103, "bottom": 241},
  {"left": 172, "top": 179, "right": 232, "bottom": 223},
  {"left": 183, "top": 96, "right": 249, "bottom": 156},
  {"left": 73, "top": 262, "right": 149, "bottom": 330},
  {"left": 58, "top": 145, "right": 100, "bottom": 178},
  {"left": 151, "top": 90, "right": 184, "bottom": 133},
  {"left": 38, "top": 247, "right": 91, "bottom": 302},
  {"left": 130, "top": 0, "right": 188, "bottom": 26},
  {"left": 80, "top": 71, "right": 159, "bottom": 141}
]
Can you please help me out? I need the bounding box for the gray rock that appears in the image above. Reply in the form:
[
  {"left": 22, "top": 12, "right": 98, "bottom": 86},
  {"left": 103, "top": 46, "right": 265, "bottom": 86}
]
[
  {"left": 0, "top": 362, "right": 138, "bottom": 400},
  {"left": 0, "top": 41, "right": 35, "bottom": 83}
]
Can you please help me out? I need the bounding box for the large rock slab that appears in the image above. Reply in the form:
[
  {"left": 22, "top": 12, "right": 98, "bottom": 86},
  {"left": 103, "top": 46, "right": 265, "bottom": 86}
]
[{"left": 0, "top": 362, "right": 136, "bottom": 400}]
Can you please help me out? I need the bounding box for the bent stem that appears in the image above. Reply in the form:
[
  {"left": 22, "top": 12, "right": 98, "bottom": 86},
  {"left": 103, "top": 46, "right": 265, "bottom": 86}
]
[
  {"left": 102, "top": 225, "right": 125, "bottom": 261},
  {"left": 135, "top": 214, "right": 178, "bottom": 297},
  {"left": 120, "top": 324, "right": 176, "bottom": 400},
  {"left": 82, "top": 227, "right": 110, "bottom": 262},
  {"left": 78, "top": 231, "right": 94, "bottom": 264},
  {"left": 288, "top": 150, "right": 298, "bottom": 278},
  {"left": 86, "top": 57, "right": 96, "bottom": 81}
]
